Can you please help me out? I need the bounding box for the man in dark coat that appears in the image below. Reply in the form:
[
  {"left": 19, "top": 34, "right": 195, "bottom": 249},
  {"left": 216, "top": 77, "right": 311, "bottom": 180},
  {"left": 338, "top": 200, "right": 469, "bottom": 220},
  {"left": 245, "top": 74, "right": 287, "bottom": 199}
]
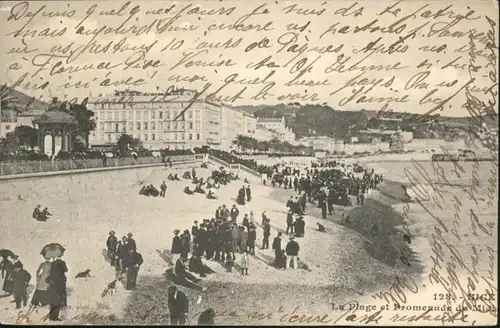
[
  {"left": 116, "top": 237, "right": 129, "bottom": 273},
  {"left": 160, "top": 181, "right": 167, "bottom": 197},
  {"left": 245, "top": 185, "right": 252, "bottom": 202},
  {"left": 247, "top": 226, "right": 256, "bottom": 255},
  {"left": 221, "top": 205, "right": 230, "bottom": 221},
  {"left": 127, "top": 233, "right": 137, "bottom": 252},
  {"left": 285, "top": 236, "right": 300, "bottom": 269},
  {"left": 191, "top": 221, "right": 199, "bottom": 250},
  {"left": 286, "top": 210, "right": 294, "bottom": 234},
  {"left": 106, "top": 231, "right": 118, "bottom": 266},
  {"left": 168, "top": 286, "right": 189, "bottom": 325},
  {"left": 125, "top": 249, "right": 143, "bottom": 290},
  {"left": 230, "top": 205, "right": 239, "bottom": 224},
  {"left": 215, "top": 206, "right": 223, "bottom": 220},
  {"left": 262, "top": 219, "right": 271, "bottom": 249},
  {"left": 174, "top": 256, "right": 206, "bottom": 291},
  {"left": 171, "top": 230, "right": 182, "bottom": 265},
  {"left": 12, "top": 262, "right": 31, "bottom": 309},
  {"left": 236, "top": 186, "right": 246, "bottom": 205},
  {"left": 196, "top": 226, "right": 208, "bottom": 257},
  {"left": 272, "top": 232, "right": 283, "bottom": 266}
]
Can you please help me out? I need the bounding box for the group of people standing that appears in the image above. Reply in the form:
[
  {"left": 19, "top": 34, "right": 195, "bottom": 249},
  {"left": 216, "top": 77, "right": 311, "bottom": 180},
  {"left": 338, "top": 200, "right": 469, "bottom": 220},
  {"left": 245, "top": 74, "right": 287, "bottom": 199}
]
[{"left": 105, "top": 231, "right": 144, "bottom": 290}]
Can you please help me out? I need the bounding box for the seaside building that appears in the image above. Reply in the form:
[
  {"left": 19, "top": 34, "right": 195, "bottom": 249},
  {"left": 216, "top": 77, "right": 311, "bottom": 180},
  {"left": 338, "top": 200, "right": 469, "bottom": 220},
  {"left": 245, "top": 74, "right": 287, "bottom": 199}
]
[
  {"left": 256, "top": 117, "right": 296, "bottom": 143},
  {"left": 86, "top": 89, "right": 257, "bottom": 150}
]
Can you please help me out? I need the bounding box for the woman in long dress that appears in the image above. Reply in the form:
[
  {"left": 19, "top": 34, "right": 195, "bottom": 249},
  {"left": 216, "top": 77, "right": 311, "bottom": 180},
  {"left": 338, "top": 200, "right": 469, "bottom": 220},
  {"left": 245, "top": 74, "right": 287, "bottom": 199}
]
[
  {"left": 31, "top": 259, "right": 52, "bottom": 307},
  {"left": 46, "top": 257, "right": 68, "bottom": 321}
]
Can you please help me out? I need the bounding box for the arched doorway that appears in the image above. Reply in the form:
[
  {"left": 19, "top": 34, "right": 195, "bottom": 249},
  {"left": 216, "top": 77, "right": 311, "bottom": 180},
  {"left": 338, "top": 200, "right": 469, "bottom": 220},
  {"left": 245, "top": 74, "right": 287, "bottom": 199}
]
[{"left": 43, "top": 135, "right": 52, "bottom": 156}]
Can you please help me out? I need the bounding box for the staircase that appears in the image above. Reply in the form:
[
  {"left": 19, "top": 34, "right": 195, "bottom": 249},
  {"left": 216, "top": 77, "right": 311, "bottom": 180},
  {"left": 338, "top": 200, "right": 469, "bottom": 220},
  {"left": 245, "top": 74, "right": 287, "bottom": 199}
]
[{"left": 195, "top": 154, "right": 262, "bottom": 184}]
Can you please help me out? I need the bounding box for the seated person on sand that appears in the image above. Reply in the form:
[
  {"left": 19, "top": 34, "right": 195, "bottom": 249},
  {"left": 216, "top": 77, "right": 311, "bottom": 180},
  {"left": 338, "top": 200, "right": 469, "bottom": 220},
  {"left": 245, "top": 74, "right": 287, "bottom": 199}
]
[
  {"left": 316, "top": 223, "right": 326, "bottom": 232},
  {"left": 206, "top": 190, "right": 217, "bottom": 199},
  {"left": 32, "top": 205, "right": 42, "bottom": 220},
  {"left": 188, "top": 254, "right": 213, "bottom": 277},
  {"left": 184, "top": 186, "right": 195, "bottom": 195},
  {"left": 149, "top": 185, "right": 159, "bottom": 197},
  {"left": 168, "top": 173, "right": 175, "bottom": 181},
  {"left": 201, "top": 162, "right": 208, "bottom": 169},
  {"left": 174, "top": 255, "right": 206, "bottom": 291},
  {"left": 194, "top": 184, "right": 205, "bottom": 194},
  {"left": 244, "top": 178, "right": 249, "bottom": 183},
  {"left": 139, "top": 186, "right": 147, "bottom": 195},
  {"left": 38, "top": 207, "right": 52, "bottom": 221},
  {"left": 182, "top": 171, "right": 191, "bottom": 180},
  {"left": 192, "top": 177, "right": 200, "bottom": 184},
  {"left": 174, "top": 173, "right": 181, "bottom": 181}
]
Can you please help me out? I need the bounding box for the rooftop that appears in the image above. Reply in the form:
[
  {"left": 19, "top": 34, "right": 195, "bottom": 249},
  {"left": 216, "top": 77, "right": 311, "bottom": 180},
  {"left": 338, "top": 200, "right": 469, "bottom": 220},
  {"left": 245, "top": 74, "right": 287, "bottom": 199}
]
[{"left": 33, "top": 111, "right": 78, "bottom": 125}]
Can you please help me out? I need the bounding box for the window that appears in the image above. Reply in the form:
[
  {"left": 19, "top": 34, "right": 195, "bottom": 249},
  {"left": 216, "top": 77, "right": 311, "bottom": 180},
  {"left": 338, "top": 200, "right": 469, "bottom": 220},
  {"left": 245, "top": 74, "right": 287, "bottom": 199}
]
[
  {"left": 106, "top": 112, "right": 111, "bottom": 120},
  {"left": 188, "top": 111, "right": 193, "bottom": 119},
  {"left": 189, "top": 123, "right": 193, "bottom": 129},
  {"left": 128, "top": 122, "right": 133, "bottom": 132},
  {"left": 174, "top": 123, "right": 178, "bottom": 130},
  {"left": 174, "top": 134, "right": 178, "bottom": 140},
  {"left": 152, "top": 134, "right": 156, "bottom": 140},
  {"left": 166, "top": 111, "right": 170, "bottom": 119},
  {"left": 180, "top": 123, "right": 184, "bottom": 129},
  {"left": 128, "top": 111, "right": 133, "bottom": 120},
  {"left": 166, "top": 123, "right": 171, "bottom": 130},
  {"left": 144, "top": 134, "right": 148, "bottom": 140},
  {"left": 144, "top": 122, "right": 148, "bottom": 130},
  {"left": 115, "top": 124, "right": 119, "bottom": 133},
  {"left": 152, "top": 111, "right": 156, "bottom": 119},
  {"left": 188, "top": 133, "right": 192, "bottom": 140},
  {"left": 152, "top": 122, "right": 156, "bottom": 130},
  {"left": 158, "top": 122, "right": 163, "bottom": 129},
  {"left": 143, "top": 111, "right": 148, "bottom": 120},
  {"left": 181, "top": 133, "right": 185, "bottom": 140},
  {"left": 107, "top": 134, "right": 111, "bottom": 141},
  {"left": 159, "top": 112, "right": 163, "bottom": 119},
  {"left": 114, "top": 111, "right": 119, "bottom": 120},
  {"left": 197, "top": 133, "right": 200, "bottom": 140},
  {"left": 135, "top": 111, "right": 140, "bottom": 120},
  {"left": 136, "top": 122, "right": 141, "bottom": 130}
]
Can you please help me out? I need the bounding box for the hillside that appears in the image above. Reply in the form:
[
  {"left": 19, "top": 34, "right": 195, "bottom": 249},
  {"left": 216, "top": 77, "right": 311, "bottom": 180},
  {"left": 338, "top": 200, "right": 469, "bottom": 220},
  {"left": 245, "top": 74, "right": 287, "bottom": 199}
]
[{"left": 238, "top": 104, "right": 498, "bottom": 139}]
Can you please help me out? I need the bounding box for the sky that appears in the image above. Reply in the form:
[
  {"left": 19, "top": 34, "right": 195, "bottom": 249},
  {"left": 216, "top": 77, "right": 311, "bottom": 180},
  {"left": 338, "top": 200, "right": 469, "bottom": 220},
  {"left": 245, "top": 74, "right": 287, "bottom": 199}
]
[{"left": 0, "top": 0, "right": 498, "bottom": 116}]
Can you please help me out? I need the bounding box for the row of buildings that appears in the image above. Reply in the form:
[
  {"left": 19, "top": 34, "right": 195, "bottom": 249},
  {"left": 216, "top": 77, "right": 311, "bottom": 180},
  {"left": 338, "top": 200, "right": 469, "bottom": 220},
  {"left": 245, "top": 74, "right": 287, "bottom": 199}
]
[
  {"left": 86, "top": 89, "right": 296, "bottom": 150},
  {"left": 1, "top": 88, "right": 297, "bottom": 151}
]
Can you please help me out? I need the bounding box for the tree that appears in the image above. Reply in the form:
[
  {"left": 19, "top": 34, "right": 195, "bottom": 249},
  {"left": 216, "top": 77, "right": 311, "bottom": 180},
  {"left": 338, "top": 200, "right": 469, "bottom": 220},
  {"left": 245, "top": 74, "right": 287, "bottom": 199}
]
[
  {"left": 116, "top": 134, "right": 142, "bottom": 156},
  {"left": 3, "top": 126, "right": 38, "bottom": 150},
  {"left": 48, "top": 97, "right": 96, "bottom": 147}
]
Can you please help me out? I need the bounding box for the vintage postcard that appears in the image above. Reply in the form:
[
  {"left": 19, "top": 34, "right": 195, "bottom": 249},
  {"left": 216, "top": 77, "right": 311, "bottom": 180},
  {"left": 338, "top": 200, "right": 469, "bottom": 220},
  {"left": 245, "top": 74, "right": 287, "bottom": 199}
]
[{"left": 0, "top": 0, "right": 498, "bottom": 325}]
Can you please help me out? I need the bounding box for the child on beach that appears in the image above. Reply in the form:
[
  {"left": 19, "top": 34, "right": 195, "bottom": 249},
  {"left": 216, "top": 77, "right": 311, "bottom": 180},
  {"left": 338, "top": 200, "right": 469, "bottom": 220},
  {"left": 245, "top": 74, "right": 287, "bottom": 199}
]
[
  {"left": 225, "top": 257, "right": 234, "bottom": 273},
  {"left": 240, "top": 251, "right": 249, "bottom": 276}
]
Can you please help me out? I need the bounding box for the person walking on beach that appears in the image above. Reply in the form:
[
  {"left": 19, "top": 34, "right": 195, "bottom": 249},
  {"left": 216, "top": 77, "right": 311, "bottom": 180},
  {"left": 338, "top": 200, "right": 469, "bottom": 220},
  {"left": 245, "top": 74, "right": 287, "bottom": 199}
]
[
  {"left": 285, "top": 236, "right": 300, "bottom": 270},
  {"left": 245, "top": 185, "right": 252, "bottom": 202},
  {"left": 160, "top": 181, "right": 167, "bottom": 197},
  {"left": 168, "top": 286, "right": 189, "bottom": 325}
]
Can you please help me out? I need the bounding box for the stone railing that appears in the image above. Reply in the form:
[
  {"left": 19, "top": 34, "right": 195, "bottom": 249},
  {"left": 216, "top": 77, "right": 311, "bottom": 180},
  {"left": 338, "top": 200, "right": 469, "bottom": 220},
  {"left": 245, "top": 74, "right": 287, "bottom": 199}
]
[{"left": 0, "top": 155, "right": 195, "bottom": 177}]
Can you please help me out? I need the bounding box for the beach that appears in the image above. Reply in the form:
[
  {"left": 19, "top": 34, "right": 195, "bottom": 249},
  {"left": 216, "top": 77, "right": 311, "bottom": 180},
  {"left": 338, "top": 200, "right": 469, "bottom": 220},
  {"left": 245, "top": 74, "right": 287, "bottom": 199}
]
[{"left": 0, "top": 154, "right": 497, "bottom": 325}]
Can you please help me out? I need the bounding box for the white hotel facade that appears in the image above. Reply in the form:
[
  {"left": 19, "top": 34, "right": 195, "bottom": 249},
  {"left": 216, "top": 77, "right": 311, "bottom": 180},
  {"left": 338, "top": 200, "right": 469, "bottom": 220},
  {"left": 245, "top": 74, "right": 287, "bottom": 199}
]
[{"left": 87, "top": 89, "right": 257, "bottom": 150}]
